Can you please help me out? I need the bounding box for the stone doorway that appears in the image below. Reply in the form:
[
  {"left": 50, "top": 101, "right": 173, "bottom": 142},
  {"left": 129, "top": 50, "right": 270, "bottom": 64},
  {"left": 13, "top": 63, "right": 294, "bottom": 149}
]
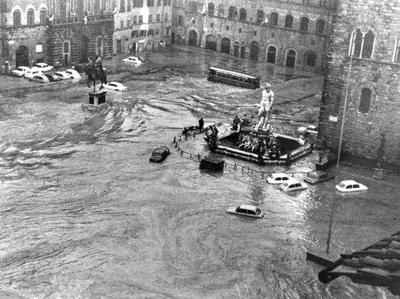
[
  {"left": 221, "top": 38, "right": 230, "bottom": 54},
  {"left": 249, "top": 41, "right": 260, "bottom": 61},
  {"left": 285, "top": 49, "right": 296, "bottom": 68},
  {"left": 267, "top": 46, "right": 276, "bottom": 64},
  {"left": 188, "top": 30, "right": 197, "bottom": 46},
  {"left": 205, "top": 35, "right": 217, "bottom": 51},
  {"left": 80, "top": 35, "right": 89, "bottom": 63},
  {"left": 16, "top": 45, "right": 29, "bottom": 67},
  {"left": 233, "top": 42, "right": 239, "bottom": 57}
]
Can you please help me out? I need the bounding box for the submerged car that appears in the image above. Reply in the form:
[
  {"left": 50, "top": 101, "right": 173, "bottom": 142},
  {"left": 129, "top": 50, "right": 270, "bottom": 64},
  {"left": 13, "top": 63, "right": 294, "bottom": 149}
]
[
  {"left": 122, "top": 56, "right": 143, "bottom": 65},
  {"left": 44, "top": 73, "right": 62, "bottom": 82},
  {"left": 54, "top": 71, "right": 71, "bottom": 80},
  {"left": 24, "top": 69, "right": 43, "bottom": 79},
  {"left": 335, "top": 180, "right": 368, "bottom": 193},
  {"left": 226, "top": 204, "right": 264, "bottom": 218},
  {"left": 279, "top": 179, "right": 308, "bottom": 192},
  {"left": 11, "top": 66, "right": 30, "bottom": 77},
  {"left": 29, "top": 73, "right": 50, "bottom": 83},
  {"left": 103, "top": 82, "right": 127, "bottom": 91},
  {"left": 65, "top": 69, "right": 81, "bottom": 80},
  {"left": 32, "top": 62, "right": 53, "bottom": 72},
  {"left": 304, "top": 170, "right": 335, "bottom": 184},
  {"left": 149, "top": 146, "right": 170, "bottom": 163},
  {"left": 266, "top": 173, "right": 291, "bottom": 184}
]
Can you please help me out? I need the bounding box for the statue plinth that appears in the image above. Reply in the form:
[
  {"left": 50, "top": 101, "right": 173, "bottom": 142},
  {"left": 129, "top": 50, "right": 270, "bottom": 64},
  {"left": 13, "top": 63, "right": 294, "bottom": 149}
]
[{"left": 82, "top": 90, "right": 108, "bottom": 112}]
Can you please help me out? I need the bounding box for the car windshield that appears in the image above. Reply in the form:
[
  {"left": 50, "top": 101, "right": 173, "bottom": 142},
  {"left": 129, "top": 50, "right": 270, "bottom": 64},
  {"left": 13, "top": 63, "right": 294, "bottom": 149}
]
[
  {"left": 256, "top": 208, "right": 261, "bottom": 215},
  {"left": 281, "top": 182, "right": 289, "bottom": 187},
  {"left": 338, "top": 182, "right": 346, "bottom": 188},
  {"left": 307, "top": 173, "right": 319, "bottom": 179}
]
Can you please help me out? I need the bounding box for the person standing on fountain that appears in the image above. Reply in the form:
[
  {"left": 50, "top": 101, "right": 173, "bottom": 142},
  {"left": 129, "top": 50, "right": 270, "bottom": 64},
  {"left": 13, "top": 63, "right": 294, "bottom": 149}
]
[{"left": 256, "top": 83, "right": 274, "bottom": 131}]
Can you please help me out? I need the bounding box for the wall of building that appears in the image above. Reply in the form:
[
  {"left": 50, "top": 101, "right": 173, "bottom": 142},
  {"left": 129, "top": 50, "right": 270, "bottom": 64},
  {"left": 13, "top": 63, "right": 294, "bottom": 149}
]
[
  {"left": 0, "top": 0, "right": 48, "bottom": 68},
  {"left": 318, "top": 0, "right": 400, "bottom": 165},
  {"left": 46, "top": 0, "right": 115, "bottom": 66},
  {"left": 171, "top": 0, "right": 336, "bottom": 72},
  {"left": 47, "top": 17, "right": 114, "bottom": 66},
  {"left": 113, "top": 0, "right": 173, "bottom": 55}
]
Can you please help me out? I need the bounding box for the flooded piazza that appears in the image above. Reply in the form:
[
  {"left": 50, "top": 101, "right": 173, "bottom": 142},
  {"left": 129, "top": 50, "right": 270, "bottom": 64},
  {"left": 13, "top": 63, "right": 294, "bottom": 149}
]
[{"left": 0, "top": 46, "right": 399, "bottom": 298}]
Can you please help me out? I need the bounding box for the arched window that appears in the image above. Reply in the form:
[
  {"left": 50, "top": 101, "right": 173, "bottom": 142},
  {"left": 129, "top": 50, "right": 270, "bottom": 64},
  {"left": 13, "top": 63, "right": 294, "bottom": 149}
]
[
  {"left": 351, "top": 29, "right": 375, "bottom": 59},
  {"left": 40, "top": 8, "right": 47, "bottom": 25},
  {"left": 120, "top": 0, "right": 125, "bottom": 12},
  {"left": 208, "top": 3, "right": 214, "bottom": 16},
  {"left": 228, "top": 6, "right": 237, "bottom": 19},
  {"left": 27, "top": 8, "right": 35, "bottom": 26},
  {"left": 394, "top": 39, "right": 400, "bottom": 63},
  {"left": 218, "top": 4, "right": 224, "bottom": 17},
  {"left": 266, "top": 45, "right": 277, "bottom": 63},
  {"left": 305, "top": 51, "right": 316, "bottom": 66},
  {"left": 353, "top": 29, "right": 363, "bottom": 57},
  {"left": 13, "top": 9, "right": 21, "bottom": 26},
  {"left": 285, "top": 49, "right": 296, "bottom": 67},
  {"left": 63, "top": 40, "right": 71, "bottom": 66},
  {"left": 316, "top": 19, "right": 325, "bottom": 34},
  {"left": 270, "top": 12, "right": 278, "bottom": 26},
  {"left": 285, "top": 15, "right": 293, "bottom": 28},
  {"left": 239, "top": 8, "right": 246, "bottom": 21},
  {"left": 256, "top": 10, "right": 264, "bottom": 24},
  {"left": 300, "top": 17, "right": 309, "bottom": 32},
  {"left": 359, "top": 88, "right": 371, "bottom": 113},
  {"left": 362, "top": 30, "right": 375, "bottom": 59}
]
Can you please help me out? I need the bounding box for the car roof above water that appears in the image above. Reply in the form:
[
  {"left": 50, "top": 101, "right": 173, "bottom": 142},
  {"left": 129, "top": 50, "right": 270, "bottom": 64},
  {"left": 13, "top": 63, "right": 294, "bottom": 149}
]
[
  {"left": 238, "top": 204, "right": 258, "bottom": 212},
  {"left": 339, "top": 180, "right": 358, "bottom": 185}
]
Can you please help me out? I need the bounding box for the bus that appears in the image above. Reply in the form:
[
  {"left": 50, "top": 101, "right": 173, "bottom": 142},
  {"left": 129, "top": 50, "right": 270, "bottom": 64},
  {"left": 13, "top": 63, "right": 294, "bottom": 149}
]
[{"left": 207, "top": 67, "right": 260, "bottom": 89}]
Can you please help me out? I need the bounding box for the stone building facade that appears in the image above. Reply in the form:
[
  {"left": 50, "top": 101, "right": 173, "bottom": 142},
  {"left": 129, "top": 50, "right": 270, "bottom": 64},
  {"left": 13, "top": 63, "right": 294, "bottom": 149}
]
[
  {"left": 0, "top": 0, "right": 49, "bottom": 69},
  {"left": 46, "top": 0, "right": 114, "bottom": 66},
  {"left": 172, "top": 0, "right": 336, "bottom": 72},
  {"left": 317, "top": 0, "right": 400, "bottom": 166},
  {"left": 0, "top": 0, "right": 115, "bottom": 68},
  {"left": 113, "top": 0, "right": 173, "bottom": 55}
]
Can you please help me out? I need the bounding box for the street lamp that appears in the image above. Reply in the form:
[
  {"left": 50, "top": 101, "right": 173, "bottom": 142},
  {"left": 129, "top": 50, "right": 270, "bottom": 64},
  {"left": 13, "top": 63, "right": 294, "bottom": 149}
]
[{"left": 325, "top": 31, "right": 355, "bottom": 254}]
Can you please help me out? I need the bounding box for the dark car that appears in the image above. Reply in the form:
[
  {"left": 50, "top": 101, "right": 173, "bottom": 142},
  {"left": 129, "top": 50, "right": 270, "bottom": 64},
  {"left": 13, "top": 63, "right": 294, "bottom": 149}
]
[
  {"left": 304, "top": 170, "right": 335, "bottom": 184},
  {"left": 150, "top": 146, "right": 170, "bottom": 163},
  {"left": 45, "top": 73, "right": 62, "bottom": 82}
]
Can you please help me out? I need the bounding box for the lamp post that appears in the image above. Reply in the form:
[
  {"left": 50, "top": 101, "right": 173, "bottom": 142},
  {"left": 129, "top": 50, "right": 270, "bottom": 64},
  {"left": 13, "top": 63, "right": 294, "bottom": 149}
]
[{"left": 325, "top": 31, "right": 355, "bottom": 254}]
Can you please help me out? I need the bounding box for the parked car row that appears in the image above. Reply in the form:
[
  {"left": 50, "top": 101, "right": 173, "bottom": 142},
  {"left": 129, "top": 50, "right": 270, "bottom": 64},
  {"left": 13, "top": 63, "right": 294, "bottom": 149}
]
[
  {"left": 11, "top": 63, "right": 81, "bottom": 83},
  {"left": 266, "top": 171, "right": 367, "bottom": 193}
]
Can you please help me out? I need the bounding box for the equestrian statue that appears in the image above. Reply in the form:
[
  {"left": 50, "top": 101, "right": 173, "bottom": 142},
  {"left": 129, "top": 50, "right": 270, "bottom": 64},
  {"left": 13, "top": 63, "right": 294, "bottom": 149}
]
[{"left": 86, "top": 55, "right": 107, "bottom": 92}]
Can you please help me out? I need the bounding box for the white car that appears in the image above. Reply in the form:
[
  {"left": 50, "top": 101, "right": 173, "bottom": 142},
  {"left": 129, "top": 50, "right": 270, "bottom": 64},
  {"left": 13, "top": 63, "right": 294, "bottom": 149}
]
[
  {"left": 279, "top": 179, "right": 308, "bottom": 192},
  {"left": 32, "top": 62, "right": 53, "bottom": 72},
  {"left": 65, "top": 69, "right": 81, "bottom": 80},
  {"left": 24, "top": 69, "right": 43, "bottom": 79},
  {"left": 28, "top": 73, "right": 50, "bottom": 83},
  {"left": 103, "top": 81, "right": 127, "bottom": 91},
  {"left": 11, "top": 66, "right": 30, "bottom": 77},
  {"left": 335, "top": 180, "right": 368, "bottom": 193},
  {"left": 122, "top": 56, "right": 143, "bottom": 65},
  {"left": 226, "top": 204, "right": 264, "bottom": 218},
  {"left": 54, "top": 71, "right": 71, "bottom": 80},
  {"left": 266, "top": 173, "right": 291, "bottom": 184}
]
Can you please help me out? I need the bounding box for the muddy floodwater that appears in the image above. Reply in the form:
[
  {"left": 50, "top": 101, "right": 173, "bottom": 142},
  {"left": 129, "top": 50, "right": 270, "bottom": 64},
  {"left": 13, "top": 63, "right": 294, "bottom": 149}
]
[{"left": 0, "top": 46, "right": 399, "bottom": 298}]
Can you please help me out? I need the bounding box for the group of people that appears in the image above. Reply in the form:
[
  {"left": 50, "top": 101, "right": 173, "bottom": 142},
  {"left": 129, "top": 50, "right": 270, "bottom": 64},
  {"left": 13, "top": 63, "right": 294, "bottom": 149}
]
[{"left": 204, "top": 124, "right": 219, "bottom": 150}]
